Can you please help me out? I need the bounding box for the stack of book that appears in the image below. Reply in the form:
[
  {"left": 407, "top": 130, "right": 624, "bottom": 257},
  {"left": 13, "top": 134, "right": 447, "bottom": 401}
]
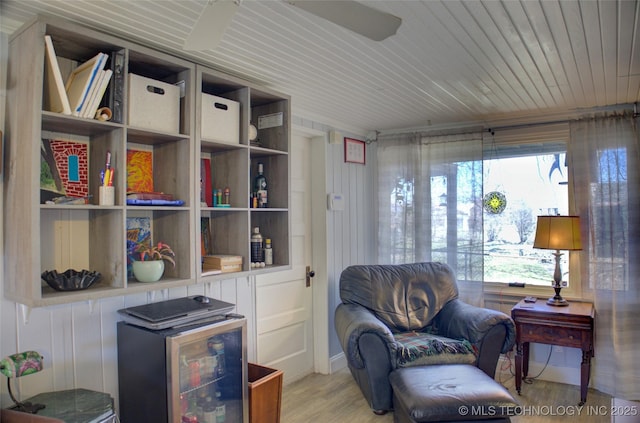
[{"left": 44, "top": 35, "right": 113, "bottom": 119}]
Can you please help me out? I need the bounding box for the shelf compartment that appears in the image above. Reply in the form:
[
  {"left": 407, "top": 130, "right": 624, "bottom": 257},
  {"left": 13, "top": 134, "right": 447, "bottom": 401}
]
[
  {"left": 42, "top": 28, "right": 127, "bottom": 123},
  {"left": 200, "top": 147, "right": 249, "bottom": 209},
  {"left": 126, "top": 209, "right": 194, "bottom": 283},
  {"left": 250, "top": 89, "right": 289, "bottom": 152},
  {"left": 200, "top": 70, "right": 249, "bottom": 146},
  {"left": 249, "top": 154, "right": 289, "bottom": 210},
  {"left": 40, "top": 208, "right": 125, "bottom": 294},
  {"left": 126, "top": 136, "right": 192, "bottom": 207},
  {"left": 200, "top": 210, "right": 250, "bottom": 273},
  {"left": 127, "top": 52, "right": 194, "bottom": 136},
  {"left": 250, "top": 210, "right": 289, "bottom": 268},
  {"left": 40, "top": 127, "right": 123, "bottom": 207}
]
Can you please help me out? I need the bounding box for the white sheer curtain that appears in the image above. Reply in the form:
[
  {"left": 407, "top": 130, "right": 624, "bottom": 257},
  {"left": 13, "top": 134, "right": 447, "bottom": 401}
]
[
  {"left": 376, "top": 131, "right": 484, "bottom": 306},
  {"left": 569, "top": 111, "right": 640, "bottom": 399}
]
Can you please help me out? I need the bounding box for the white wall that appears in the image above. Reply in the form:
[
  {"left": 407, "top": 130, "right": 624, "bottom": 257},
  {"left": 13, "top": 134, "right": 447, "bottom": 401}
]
[{"left": 325, "top": 140, "right": 377, "bottom": 358}]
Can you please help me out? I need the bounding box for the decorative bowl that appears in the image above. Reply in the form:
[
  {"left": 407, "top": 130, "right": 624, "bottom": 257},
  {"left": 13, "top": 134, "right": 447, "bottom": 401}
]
[{"left": 41, "top": 269, "right": 102, "bottom": 291}]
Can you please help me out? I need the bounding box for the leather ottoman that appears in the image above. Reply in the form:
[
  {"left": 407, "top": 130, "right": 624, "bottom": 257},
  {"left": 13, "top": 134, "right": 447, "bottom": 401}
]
[{"left": 390, "top": 365, "right": 518, "bottom": 423}]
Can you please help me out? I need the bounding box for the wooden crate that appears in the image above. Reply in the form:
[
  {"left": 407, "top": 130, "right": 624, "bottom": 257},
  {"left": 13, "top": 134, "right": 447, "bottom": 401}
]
[{"left": 248, "top": 363, "right": 283, "bottom": 423}]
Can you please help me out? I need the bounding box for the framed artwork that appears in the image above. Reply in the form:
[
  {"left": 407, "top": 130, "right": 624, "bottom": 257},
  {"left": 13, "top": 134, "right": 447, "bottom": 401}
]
[
  {"left": 344, "top": 137, "right": 366, "bottom": 164},
  {"left": 126, "top": 217, "right": 151, "bottom": 278},
  {"left": 126, "top": 149, "right": 153, "bottom": 193},
  {"left": 40, "top": 138, "right": 89, "bottom": 202}
]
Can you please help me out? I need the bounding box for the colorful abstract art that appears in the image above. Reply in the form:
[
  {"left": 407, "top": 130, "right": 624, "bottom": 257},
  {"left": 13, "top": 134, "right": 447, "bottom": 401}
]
[{"left": 126, "top": 149, "right": 153, "bottom": 193}]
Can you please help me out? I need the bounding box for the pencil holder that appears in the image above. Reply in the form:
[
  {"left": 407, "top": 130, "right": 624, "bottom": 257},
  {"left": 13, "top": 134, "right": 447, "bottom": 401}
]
[{"left": 99, "top": 186, "right": 115, "bottom": 206}]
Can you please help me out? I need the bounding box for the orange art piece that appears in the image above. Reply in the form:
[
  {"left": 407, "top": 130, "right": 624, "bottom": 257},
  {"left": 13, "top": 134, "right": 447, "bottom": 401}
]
[{"left": 127, "top": 149, "right": 153, "bottom": 193}]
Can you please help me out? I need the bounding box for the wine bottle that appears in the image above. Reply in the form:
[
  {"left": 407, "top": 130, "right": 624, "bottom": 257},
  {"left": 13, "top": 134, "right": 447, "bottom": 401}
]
[{"left": 254, "top": 162, "right": 268, "bottom": 208}]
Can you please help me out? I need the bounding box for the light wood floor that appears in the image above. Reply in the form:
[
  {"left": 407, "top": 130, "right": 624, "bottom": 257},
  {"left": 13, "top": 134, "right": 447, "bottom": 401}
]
[{"left": 281, "top": 365, "right": 615, "bottom": 423}]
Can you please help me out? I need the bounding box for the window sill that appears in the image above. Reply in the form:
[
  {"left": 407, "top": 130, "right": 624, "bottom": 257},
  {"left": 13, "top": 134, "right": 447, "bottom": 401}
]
[{"left": 482, "top": 281, "right": 584, "bottom": 303}]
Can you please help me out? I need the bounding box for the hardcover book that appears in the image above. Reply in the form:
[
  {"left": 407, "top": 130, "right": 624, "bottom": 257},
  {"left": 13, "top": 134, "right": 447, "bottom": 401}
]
[
  {"left": 201, "top": 217, "right": 213, "bottom": 256},
  {"left": 106, "top": 49, "right": 125, "bottom": 123},
  {"left": 43, "top": 35, "right": 71, "bottom": 115},
  {"left": 65, "top": 52, "right": 107, "bottom": 116},
  {"left": 201, "top": 158, "right": 212, "bottom": 206}
]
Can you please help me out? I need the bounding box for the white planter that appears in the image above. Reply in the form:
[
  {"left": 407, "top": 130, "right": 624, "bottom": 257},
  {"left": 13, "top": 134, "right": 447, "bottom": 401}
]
[{"left": 132, "top": 260, "right": 165, "bottom": 282}]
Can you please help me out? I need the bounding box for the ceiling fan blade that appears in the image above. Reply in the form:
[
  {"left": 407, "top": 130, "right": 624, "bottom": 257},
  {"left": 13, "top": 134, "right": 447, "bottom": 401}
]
[
  {"left": 184, "top": 0, "right": 239, "bottom": 51},
  {"left": 288, "top": 0, "right": 401, "bottom": 41}
]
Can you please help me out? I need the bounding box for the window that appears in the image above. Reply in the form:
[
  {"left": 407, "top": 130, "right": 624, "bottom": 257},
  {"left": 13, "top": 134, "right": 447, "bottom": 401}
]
[
  {"left": 483, "top": 149, "right": 569, "bottom": 286},
  {"left": 380, "top": 134, "right": 484, "bottom": 283},
  {"left": 377, "top": 126, "right": 574, "bottom": 295}
]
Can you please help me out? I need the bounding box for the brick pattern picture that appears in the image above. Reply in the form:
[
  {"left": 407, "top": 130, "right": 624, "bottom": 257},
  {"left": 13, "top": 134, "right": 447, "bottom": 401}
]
[{"left": 40, "top": 138, "right": 89, "bottom": 202}]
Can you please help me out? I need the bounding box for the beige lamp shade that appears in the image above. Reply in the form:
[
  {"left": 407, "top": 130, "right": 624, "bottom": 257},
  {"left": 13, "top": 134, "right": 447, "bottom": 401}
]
[{"left": 533, "top": 216, "right": 582, "bottom": 251}]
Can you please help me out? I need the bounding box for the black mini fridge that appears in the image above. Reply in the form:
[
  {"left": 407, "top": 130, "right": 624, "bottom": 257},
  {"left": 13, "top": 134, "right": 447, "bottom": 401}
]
[{"left": 117, "top": 316, "right": 247, "bottom": 423}]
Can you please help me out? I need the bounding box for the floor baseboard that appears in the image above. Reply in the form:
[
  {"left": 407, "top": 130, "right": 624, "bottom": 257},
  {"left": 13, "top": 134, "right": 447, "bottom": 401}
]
[{"left": 330, "top": 352, "right": 347, "bottom": 374}]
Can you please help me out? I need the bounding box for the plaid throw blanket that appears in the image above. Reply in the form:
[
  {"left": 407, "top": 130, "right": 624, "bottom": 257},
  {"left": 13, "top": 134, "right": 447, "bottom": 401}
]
[{"left": 394, "top": 332, "right": 477, "bottom": 366}]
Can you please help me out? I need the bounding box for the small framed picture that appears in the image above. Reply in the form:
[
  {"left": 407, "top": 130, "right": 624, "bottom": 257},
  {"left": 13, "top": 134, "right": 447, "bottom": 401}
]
[{"left": 344, "top": 137, "right": 366, "bottom": 165}]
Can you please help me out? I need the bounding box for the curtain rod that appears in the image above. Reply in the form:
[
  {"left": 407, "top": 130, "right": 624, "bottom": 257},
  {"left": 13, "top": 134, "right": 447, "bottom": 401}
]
[
  {"left": 486, "top": 118, "right": 570, "bottom": 135},
  {"left": 378, "top": 102, "right": 637, "bottom": 139}
]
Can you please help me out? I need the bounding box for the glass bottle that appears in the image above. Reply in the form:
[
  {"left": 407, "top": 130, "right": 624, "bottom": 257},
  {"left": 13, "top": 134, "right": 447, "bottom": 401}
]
[
  {"left": 189, "top": 360, "right": 201, "bottom": 388},
  {"left": 202, "top": 396, "right": 216, "bottom": 423},
  {"left": 251, "top": 227, "right": 263, "bottom": 264},
  {"left": 254, "top": 162, "right": 268, "bottom": 208},
  {"left": 215, "top": 390, "right": 226, "bottom": 423},
  {"left": 211, "top": 339, "right": 225, "bottom": 377},
  {"left": 264, "top": 238, "right": 273, "bottom": 266}
]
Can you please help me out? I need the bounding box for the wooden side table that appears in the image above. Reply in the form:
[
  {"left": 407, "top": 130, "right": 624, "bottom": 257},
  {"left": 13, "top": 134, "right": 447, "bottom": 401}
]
[{"left": 511, "top": 299, "right": 594, "bottom": 405}]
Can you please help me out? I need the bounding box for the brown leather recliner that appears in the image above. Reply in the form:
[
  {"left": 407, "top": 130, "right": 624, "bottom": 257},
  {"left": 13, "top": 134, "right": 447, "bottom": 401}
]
[{"left": 334, "top": 262, "right": 515, "bottom": 414}]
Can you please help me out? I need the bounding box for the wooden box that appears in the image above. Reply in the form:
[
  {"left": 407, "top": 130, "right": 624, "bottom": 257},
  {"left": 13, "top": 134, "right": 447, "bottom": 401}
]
[
  {"left": 248, "top": 363, "right": 283, "bottom": 423},
  {"left": 203, "top": 255, "right": 243, "bottom": 273}
]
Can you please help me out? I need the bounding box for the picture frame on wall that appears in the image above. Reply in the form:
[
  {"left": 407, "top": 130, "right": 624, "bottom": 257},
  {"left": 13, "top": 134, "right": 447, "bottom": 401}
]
[{"left": 344, "top": 137, "right": 366, "bottom": 165}]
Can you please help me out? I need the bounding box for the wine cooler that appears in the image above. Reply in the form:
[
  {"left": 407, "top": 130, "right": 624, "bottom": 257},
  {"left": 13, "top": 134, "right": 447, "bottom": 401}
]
[{"left": 117, "top": 316, "right": 248, "bottom": 423}]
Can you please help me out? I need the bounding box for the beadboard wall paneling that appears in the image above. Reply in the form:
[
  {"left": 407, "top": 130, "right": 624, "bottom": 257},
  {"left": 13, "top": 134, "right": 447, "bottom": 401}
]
[
  {"left": 0, "top": 276, "right": 254, "bottom": 411},
  {"left": 326, "top": 141, "right": 377, "bottom": 358}
]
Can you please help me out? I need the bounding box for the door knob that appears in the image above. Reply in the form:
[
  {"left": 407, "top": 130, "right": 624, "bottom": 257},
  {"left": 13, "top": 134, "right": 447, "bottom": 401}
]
[{"left": 306, "top": 266, "right": 315, "bottom": 287}]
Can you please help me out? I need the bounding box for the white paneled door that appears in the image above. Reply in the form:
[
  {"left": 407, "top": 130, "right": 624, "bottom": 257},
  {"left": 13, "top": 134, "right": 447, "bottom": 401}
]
[{"left": 255, "top": 132, "right": 314, "bottom": 383}]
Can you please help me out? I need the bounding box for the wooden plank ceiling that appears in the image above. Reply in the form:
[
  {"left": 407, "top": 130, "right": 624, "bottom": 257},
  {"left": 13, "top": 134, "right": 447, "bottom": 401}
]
[{"left": 1, "top": 0, "right": 638, "bottom": 134}]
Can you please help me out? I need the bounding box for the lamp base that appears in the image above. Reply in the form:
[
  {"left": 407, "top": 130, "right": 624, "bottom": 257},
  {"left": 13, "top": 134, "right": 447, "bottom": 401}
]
[
  {"left": 547, "top": 296, "right": 569, "bottom": 306},
  {"left": 547, "top": 283, "right": 569, "bottom": 306}
]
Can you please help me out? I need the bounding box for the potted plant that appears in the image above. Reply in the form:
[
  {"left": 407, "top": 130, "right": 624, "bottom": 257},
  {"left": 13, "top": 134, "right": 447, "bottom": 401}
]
[{"left": 132, "top": 241, "right": 176, "bottom": 282}]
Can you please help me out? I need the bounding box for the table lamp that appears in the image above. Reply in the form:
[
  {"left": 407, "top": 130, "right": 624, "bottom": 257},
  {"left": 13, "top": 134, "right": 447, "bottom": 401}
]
[
  {"left": 0, "top": 351, "right": 45, "bottom": 413},
  {"left": 533, "top": 215, "right": 582, "bottom": 306}
]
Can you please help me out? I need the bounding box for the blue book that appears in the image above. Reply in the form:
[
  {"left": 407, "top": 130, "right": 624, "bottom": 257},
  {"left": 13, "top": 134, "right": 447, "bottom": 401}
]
[{"left": 126, "top": 199, "right": 185, "bottom": 206}]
